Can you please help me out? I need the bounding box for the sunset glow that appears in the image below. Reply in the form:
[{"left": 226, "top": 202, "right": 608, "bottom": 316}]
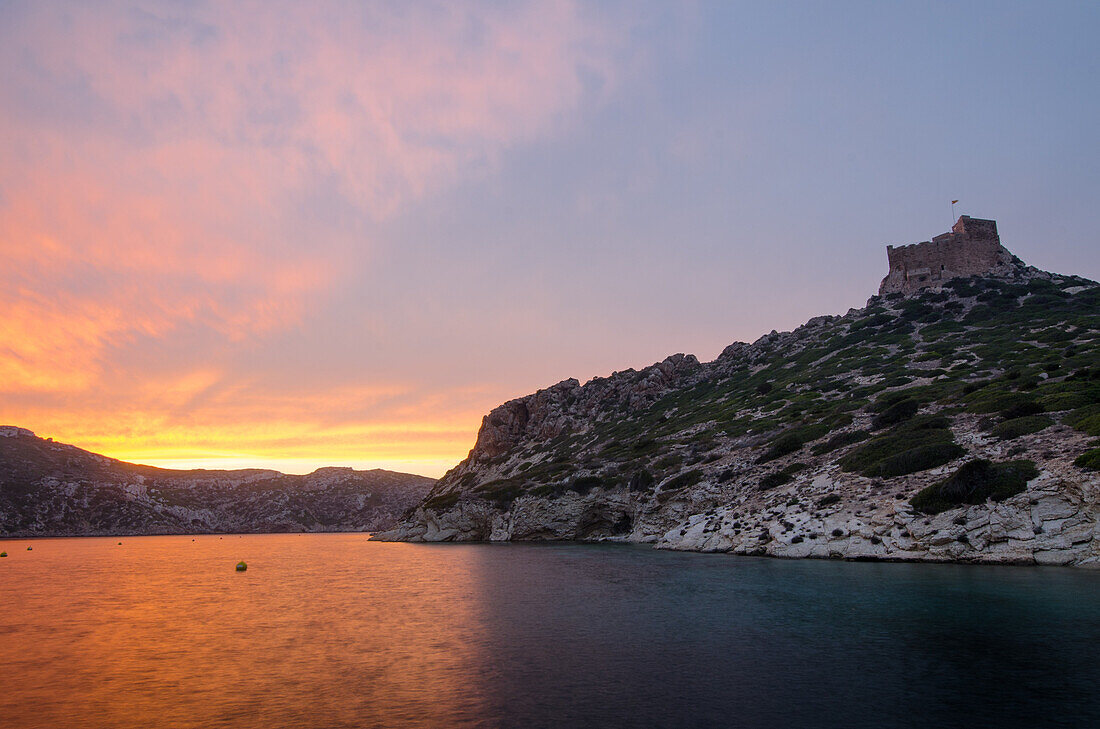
[
  {"left": 3, "top": 2, "right": 1098, "bottom": 477},
  {"left": 1, "top": 1, "right": 626, "bottom": 475}
]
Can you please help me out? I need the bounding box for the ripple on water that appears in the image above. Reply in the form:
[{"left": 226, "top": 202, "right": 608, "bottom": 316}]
[{"left": 2, "top": 535, "right": 1099, "bottom": 729}]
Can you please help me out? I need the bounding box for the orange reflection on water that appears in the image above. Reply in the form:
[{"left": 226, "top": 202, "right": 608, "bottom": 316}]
[{"left": 1, "top": 535, "right": 493, "bottom": 729}]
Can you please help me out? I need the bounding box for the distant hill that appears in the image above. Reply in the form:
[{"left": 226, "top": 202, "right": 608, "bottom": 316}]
[
  {"left": 375, "top": 217, "right": 1100, "bottom": 568},
  {"left": 0, "top": 427, "right": 435, "bottom": 536}
]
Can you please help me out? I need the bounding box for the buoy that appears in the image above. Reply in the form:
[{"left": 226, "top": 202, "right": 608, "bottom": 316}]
[{"left": 236, "top": 561, "right": 247, "bottom": 572}]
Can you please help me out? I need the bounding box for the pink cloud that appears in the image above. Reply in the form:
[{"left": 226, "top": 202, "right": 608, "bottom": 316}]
[
  {"left": 0, "top": 1, "right": 629, "bottom": 471},
  {"left": 0, "top": 0, "right": 621, "bottom": 382}
]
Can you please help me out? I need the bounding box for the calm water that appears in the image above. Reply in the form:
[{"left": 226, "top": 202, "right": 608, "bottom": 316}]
[{"left": 2, "top": 535, "right": 1099, "bottom": 729}]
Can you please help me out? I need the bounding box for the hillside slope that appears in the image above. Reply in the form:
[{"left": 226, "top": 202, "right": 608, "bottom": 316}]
[
  {"left": 376, "top": 242, "right": 1100, "bottom": 566},
  {"left": 0, "top": 428, "right": 435, "bottom": 536}
]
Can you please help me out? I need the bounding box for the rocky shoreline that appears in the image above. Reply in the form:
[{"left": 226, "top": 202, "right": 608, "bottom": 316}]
[
  {"left": 375, "top": 416, "right": 1099, "bottom": 568},
  {"left": 375, "top": 223, "right": 1100, "bottom": 568}
]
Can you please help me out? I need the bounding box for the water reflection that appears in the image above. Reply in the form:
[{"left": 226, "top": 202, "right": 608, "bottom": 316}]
[
  {"left": 458, "top": 544, "right": 1100, "bottom": 729},
  {"left": 2, "top": 537, "right": 1099, "bottom": 729},
  {"left": 2, "top": 536, "right": 494, "bottom": 728}
]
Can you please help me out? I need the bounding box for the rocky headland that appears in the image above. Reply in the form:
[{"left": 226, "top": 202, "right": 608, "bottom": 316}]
[
  {"left": 375, "top": 217, "right": 1100, "bottom": 567},
  {"left": 0, "top": 427, "right": 434, "bottom": 537}
]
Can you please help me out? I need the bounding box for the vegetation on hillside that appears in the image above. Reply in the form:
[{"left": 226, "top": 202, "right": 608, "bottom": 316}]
[
  {"left": 910, "top": 459, "right": 1040, "bottom": 514},
  {"left": 421, "top": 273, "right": 1100, "bottom": 514}
]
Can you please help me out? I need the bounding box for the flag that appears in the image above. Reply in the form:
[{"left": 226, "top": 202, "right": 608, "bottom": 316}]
[{"left": 951, "top": 199, "right": 959, "bottom": 204}]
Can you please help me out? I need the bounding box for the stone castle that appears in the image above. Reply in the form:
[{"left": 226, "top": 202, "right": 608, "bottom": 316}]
[{"left": 879, "top": 215, "right": 1017, "bottom": 295}]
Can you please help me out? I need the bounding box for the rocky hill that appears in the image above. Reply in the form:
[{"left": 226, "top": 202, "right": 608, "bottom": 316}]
[
  {"left": 375, "top": 219, "right": 1100, "bottom": 567},
  {"left": 0, "top": 427, "right": 434, "bottom": 536}
]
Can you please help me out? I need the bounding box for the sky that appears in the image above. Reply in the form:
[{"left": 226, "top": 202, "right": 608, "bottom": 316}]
[{"left": 1, "top": 1, "right": 1098, "bottom": 477}]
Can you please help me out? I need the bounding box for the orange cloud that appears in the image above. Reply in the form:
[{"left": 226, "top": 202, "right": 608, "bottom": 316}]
[
  {"left": 0, "top": 1, "right": 626, "bottom": 474},
  {"left": 5, "top": 374, "right": 499, "bottom": 477}
]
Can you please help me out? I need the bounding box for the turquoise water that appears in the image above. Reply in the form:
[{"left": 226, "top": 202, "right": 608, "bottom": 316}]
[{"left": 2, "top": 535, "right": 1099, "bottom": 728}]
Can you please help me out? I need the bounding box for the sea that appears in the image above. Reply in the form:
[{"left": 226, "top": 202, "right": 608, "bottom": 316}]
[{"left": 2, "top": 534, "right": 1099, "bottom": 728}]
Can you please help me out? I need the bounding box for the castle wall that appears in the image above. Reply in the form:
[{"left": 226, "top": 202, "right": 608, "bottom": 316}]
[{"left": 879, "top": 216, "right": 1014, "bottom": 295}]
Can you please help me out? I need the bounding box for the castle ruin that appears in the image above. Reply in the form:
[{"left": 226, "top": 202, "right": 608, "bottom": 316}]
[{"left": 879, "top": 216, "right": 1017, "bottom": 296}]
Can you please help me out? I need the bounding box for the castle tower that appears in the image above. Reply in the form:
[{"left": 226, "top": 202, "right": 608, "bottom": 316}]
[{"left": 878, "top": 216, "right": 1016, "bottom": 296}]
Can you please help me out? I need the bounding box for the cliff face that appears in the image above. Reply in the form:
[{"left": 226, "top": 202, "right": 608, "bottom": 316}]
[
  {"left": 470, "top": 353, "right": 704, "bottom": 462},
  {"left": 376, "top": 242, "right": 1100, "bottom": 567},
  {"left": 0, "top": 430, "right": 435, "bottom": 536}
]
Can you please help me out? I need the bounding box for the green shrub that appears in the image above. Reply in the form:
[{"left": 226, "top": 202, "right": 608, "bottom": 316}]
[
  {"left": 962, "top": 380, "right": 987, "bottom": 395},
  {"left": 944, "top": 278, "right": 982, "bottom": 297},
  {"left": 991, "top": 415, "right": 1053, "bottom": 440},
  {"left": 872, "top": 398, "right": 919, "bottom": 428},
  {"left": 423, "top": 491, "right": 461, "bottom": 511},
  {"left": 570, "top": 476, "right": 604, "bottom": 495},
  {"left": 811, "top": 430, "right": 870, "bottom": 455},
  {"left": 827, "top": 412, "right": 855, "bottom": 428},
  {"left": 789, "top": 421, "right": 832, "bottom": 442},
  {"left": 1027, "top": 279, "right": 1065, "bottom": 295},
  {"left": 663, "top": 469, "right": 704, "bottom": 491},
  {"left": 530, "top": 483, "right": 565, "bottom": 498},
  {"left": 875, "top": 443, "right": 965, "bottom": 477},
  {"left": 964, "top": 391, "right": 1037, "bottom": 415},
  {"left": 1033, "top": 328, "right": 1075, "bottom": 345},
  {"left": 1068, "top": 405, "right": 1100, "bottom": 436},
  {"left": 872, "top": 388, "right": 935, "bottom": 413},
  {"left": 1015, "top": 375, "right": 1041, "bottom": 391},
  {"left": 654, "top": 453, "right": 684, "bottom": 470},
  {"left": 963, "top": 305, "right": 994, "bottom": 323},
  {"left": 1075, "top": 449, "right": 1100, "bottom": 471},
  {"left": 1000, "top": 400, "right": 1045, "bottom": 419},
  {"left": 899, "top": 300, "right": 934, "bottom": 320},
  {"left": 760, "top": 471, "right": 793, "bottom": 490},
  {"left": 817, "top": 493, "right": 841, "bottom": 507},
  {"left": 1021, "top": 293, "right": 1069, "bottom": 309},
  {"left": 628, "top": 470, "right": 655, "bottom": 492},
  {"left": 921, "top": 321, "right": 967, "bottom": 337},
  {"left": 977, "top": 289, "right": 1022, "bottom": 308},
  {"left": 851, "top": 313, "right": 893, "bottom": 331},
  {"left": 911, "top": 459, "right": 1039, "bottom": 514},
  {"left": 477, "top": 478, "right": 527, "bottom": 506},
  {"left": 1039, "top": 391, "right": 1100, "bottom": 411},
  {"left": 758, "top": 461, "right": 808, "bottom": 491},
  {"left": 904, "top": 414, "right": 952, "bottom": 431},
  {"left": 840, "top": 417, "right": 962, "bottom": 477},
  {"left": 756, "top": 432, "right": 803, "bottom": 463}
]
